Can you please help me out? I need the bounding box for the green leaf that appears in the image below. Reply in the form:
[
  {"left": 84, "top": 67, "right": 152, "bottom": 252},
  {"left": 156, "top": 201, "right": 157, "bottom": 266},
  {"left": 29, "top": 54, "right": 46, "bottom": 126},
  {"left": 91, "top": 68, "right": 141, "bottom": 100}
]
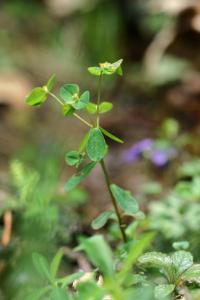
[
  {"left": 74, "top": 91, "right": 90, "bottom": 110},
  {"left": 91, "top": 210, "right": 115, "bottom": 230},
  {"left": 86, "top": 128, "right": 107, "bottom": 162},
  {"left": 80, "top": 235, "right": 114, "bottom": 277},
  {"left": 113, "top": 59, "right": 123, "bottom": 76},
  {"left": 99, "top": 101, "right": 113, "bottom": 114},
  {"left": 47, "top": 74, "right": 56, "bottom": 91},
  {"left": 139, "top": 251, "right": 193, "bottom": 283},
  {"left": 65, "top": 162, "right": 96, "bottom": 192},
  {"left": 88, "top": 59, "right": 123, "bottom": 76},
  {"left": 172, "top": 241, "right": 189, "bottom": 251},
  {"left": 171, "top": 251, "right": 193, "bottom": 277},
  {"left": 100, "top": 59, "right": 123, "bottom": 76},
  {"left": 138, "top": 252, "right": 171, "bottom": 270},
  {"left": 116, "top": 66, "right": 123, "bottom": 76},
  {"left": 65, "top": 151, "right": 83, "bottom": 167},
  {"left": 181, "top": 264, "right": 200, "bottom": 284},
  {"left": 60, "top": 84, "right": 79, "bottom": 103},
  {"left": 100, "top": 127, "right": 124, "bottom": 144},
  {"left": 79, "top": 131, "right": 90, "bottom": 152},
  {"left": 76, "top": 280, "right": 105, "bottom": 300},
  {"left": 50, "top": 288, "right": 69, "bottom": 300},
  {"left": 86, "top": 103, "right": 97, "bottom": 114},
  {"left": 154, "top": 284, "right": 175, "bottom": 299},
  {"left": 32, "top": 253, "right": 52, "bottom": 282},
  {"left": 88, "top": 67, "right": 102, "bottom": 76},
  {"left": 50, "top": 248, "right": 64, "bottom": 279},
  {"left": 62, "top": 104, "right": 75, "bottom": 116},
  {"left": 57, "top": 271, "right": 84, "bottom": 288},
  {"left": 26, "top": 287, "right": 52, "bottom": 300},
  {"left": 110, "top": 184, "right": 139, "bottom": 214},
  {"left": 26, "top": 87, "right": 47, "bottom": 106},
  {"left": 118, "top": 232, "right": 155, "bottom": 283}
]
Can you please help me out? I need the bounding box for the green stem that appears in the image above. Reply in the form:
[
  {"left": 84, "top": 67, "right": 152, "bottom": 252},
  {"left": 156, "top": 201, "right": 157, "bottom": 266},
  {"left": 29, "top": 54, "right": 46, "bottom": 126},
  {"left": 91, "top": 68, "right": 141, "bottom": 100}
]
[
  {"left": 100, "top": 159, "right": 127, "bottom": 243},
  {"left": 96, "top": 74, "right": 102, "bottom": 128},
  {"left": 73, "top": 113, "right": 93, "bottom": 128},
  {"left": 95, "top": 75, "right": 127, "bottom": 243},
  {"left": 48, "top": 91, "right": 93, "bottom": 128},
  {"left": 48, "top": 91, "right": 63, "bottom": 105}
]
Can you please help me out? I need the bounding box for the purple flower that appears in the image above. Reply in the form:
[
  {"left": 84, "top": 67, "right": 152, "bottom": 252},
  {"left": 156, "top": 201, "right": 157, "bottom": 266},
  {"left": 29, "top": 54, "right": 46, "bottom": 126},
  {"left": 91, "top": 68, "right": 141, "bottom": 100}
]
[
  {"left": 150, "top": 148, "right": 177, "bottom": 167},
  {"left": 123, "top": 138, "right": 177, "bottom": 167},
  {"left": 123, "top": 138, "right": 154, "bottom": 162}
]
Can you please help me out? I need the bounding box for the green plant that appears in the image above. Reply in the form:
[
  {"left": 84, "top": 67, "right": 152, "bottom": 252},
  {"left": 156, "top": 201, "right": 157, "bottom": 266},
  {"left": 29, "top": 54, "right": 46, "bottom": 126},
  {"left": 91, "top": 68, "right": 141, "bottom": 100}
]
[
  {"left": 149, "top": 160, "right": 200, "bottom": 247},
  {"left": 26, "top": 59, "right": 142, "bottom": 243},
  {"left": 24, "top": 60, "right": 200, "bottom": 300},
  {"left": 139, "top": 250, "right": 200, "bottom": 299},
  {"left": 29, "top": 232, "right": 155, "bottom": 300}
]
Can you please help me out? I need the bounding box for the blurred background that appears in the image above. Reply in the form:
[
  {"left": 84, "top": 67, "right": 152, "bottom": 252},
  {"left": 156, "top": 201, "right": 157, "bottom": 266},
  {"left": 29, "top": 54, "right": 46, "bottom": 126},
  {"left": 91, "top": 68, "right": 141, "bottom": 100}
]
[{"left": 0, "top": 0, "right": 200, "bottom": 299}]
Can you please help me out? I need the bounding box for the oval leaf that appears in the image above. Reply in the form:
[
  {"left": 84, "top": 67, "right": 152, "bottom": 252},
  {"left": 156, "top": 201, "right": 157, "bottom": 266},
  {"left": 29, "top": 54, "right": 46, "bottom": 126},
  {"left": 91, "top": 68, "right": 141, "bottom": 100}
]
[
  {"left": 181, "top": 264, "right": 200, "bottom": 284},
  {"left": 99, "top": 101, "right": 113, "bottom": 114},
  {"left": 154, "top": 284, "right": 175, "bottom": 299},
  {"left": 138, "top": 252, "right": 171, "bottom": 269},
  {"left": 110, "top": 184, "right": 139, "bottom": 214},
  {"left": 171, "top": 251, "right": 193, "bottom": 277},
  {"left": 86, "top": 128, "right": 107, "bottom": 162},
  {"left": 74, "top": 91, "right": 90, "bottom": 110},
  {"left": 86, "top": 103, "right": 97, "bottom": 114},
  {"left": 26, "top": 87, "right": 47, "bottom": 106},
  {"left": 60, "top": 84, "right": 79, "bottom": 103},
  {"left": 65, "top": 162, "right": 96, "bottom": 191},
  {"left": 91, "top": 210, "right": 114, "bottom": 230}
]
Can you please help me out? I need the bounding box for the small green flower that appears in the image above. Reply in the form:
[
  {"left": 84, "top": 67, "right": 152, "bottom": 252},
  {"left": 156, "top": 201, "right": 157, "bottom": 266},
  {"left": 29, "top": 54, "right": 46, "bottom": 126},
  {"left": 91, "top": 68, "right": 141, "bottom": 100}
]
[
  {"left": 60, "top": 84, "right": 90, "bottom": 110},
  {"left": 88, "top": 59, "right": 123, "bottom": 76}
]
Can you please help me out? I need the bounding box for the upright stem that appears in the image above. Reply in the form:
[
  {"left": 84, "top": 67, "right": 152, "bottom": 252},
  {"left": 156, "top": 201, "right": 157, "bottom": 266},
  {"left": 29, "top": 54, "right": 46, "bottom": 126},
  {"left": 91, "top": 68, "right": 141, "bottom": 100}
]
[
  {"left": 100, "top": 160, "right": 127, "bottom": 243},
  {"left": 96, "top": 74, "right": 102, "bottom": 128},
  {"left": 95, "top": 75, "right": 127, "bottom": 243}
]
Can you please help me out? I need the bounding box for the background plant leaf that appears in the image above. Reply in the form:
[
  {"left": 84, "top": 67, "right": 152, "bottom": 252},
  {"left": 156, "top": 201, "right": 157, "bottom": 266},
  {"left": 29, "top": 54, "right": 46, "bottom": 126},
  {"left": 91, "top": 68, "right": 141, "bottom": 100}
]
[
  {"left": 110, "top": 184, "right": 139, "bottom": 214},
  {"left": 91, "top": 210, "right": 115, "bottom": 230},
  {"left": 65, "top": 162, "right": 96, "bottom": 191}
]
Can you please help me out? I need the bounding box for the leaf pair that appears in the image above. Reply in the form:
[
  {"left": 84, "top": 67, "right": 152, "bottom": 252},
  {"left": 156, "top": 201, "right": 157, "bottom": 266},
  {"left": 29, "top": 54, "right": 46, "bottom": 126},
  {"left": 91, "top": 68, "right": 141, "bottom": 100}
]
[
  {"left": 60, "top": 84, "right": 89, "bottom": 111},
  {"left": 64, "top": 128, "right": 124, "bottom": 193},
  {"left": 32, "top": 249, "right": 65, "bottom": 282},
  {"left": 91, "top": 185, "right": 139, "bottom": 231},
  {"left": 88, "top": 59, "right": 123, "bottom": 76},
  {"left": 26, "top": 74, "right": 56, "bottom": 106},
  {"left": 86, "top": 101, "right": 113, "bottom": 114}
]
